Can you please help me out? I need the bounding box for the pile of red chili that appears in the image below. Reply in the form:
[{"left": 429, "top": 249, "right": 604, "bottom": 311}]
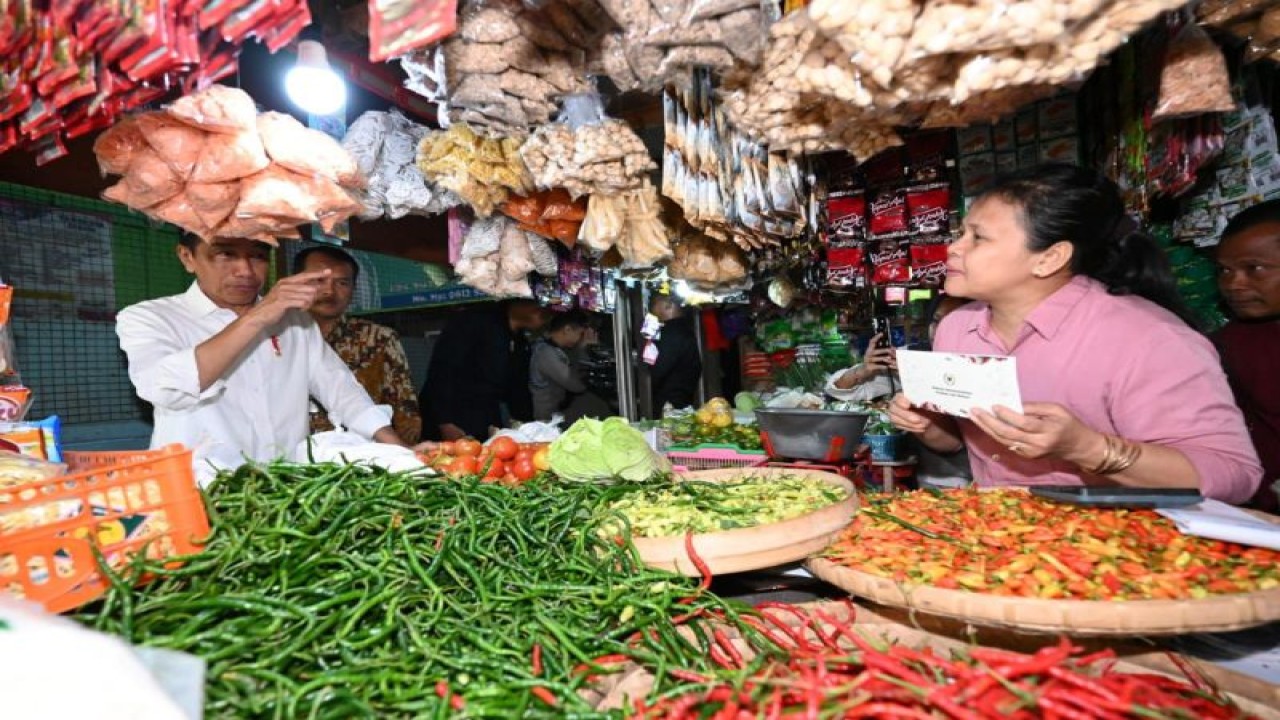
[{"left": 625, "top": 599, "right": 1255, "bottom": 719}]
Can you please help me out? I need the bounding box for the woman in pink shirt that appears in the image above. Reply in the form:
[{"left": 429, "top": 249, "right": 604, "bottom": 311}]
[{"left": 888, "top": 164, "right": 1262, "bottom": 504}]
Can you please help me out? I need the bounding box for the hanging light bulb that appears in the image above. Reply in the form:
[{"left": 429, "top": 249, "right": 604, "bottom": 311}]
[{"left": 285, "top": 40, "right": 346, "bottom": 116}]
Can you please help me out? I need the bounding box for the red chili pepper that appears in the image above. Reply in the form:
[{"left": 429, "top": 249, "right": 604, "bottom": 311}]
[
  {"left": 531, "top": 642, "right": 543, "bottom": 677},
  {"left": 668, "top": 668, "right": 710, "bottom": 683},
  {"left": 709, "top": 643, "right": 734, "bottom": 669},
  {"left": 843, "top": 702, "right": 936, "bottom": 718},
  {"left": 670, "top": 607, "right": 707, "bottom": 625},
  {"left": 531, "top": 686, "right": 557, "bottom": 707},
  {"left": 1038, "top": 696, "right": 1098, "bottom": 720},
  {"left": 1164, "top": 650, "right": 1219, "bottom": 697},
  {"left": 433, "top": 680, "right": 464, "bottom": 711},
  {"left": 683, "top": 532, "right": 712, "bottom": 600},
  {"left": 714, "top": 628, "right": 745, "bottom": 669}
]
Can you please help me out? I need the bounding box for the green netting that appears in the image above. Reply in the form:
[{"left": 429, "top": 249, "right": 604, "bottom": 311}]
[{"left": 0, "top": 181, "right": 186, "bottom": 425}]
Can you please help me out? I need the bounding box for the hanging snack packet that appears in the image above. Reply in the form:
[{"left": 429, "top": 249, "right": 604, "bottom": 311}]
[
  {"left": 870, "top": 240, "right": 911, "bottom": 285},
  {"left": 0, "top": 386, "right": 30, "bottom": 424},
  {"left": 1154, "top": 23, "right": 1236, "bottom": 121},
  {"left": 868, "top": 188, "right": 909, "bottom": 240},
  {"left": 0, "top": 284, "right": 14, "bottom": 385},
  {"left": 910, "top": 243, "right": 949, "bottom": 287},
  {"left": 826, "top": 246, "right": 867, "bottom": 288},
  {"left": 907, "top": 184, "right": 952, "bottom": 235},
  {"left": 0, "top": 417, "right": 58, "bottom": 461},
  {"left": 826, "top": 193, "right": 866, "bottom": 246}
]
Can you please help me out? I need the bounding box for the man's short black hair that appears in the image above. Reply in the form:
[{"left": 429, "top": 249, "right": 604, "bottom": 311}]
[
  {"left": 547, "top": 311, "right": 586, "bottom": 334},
  {"left": 177, "top": 233, "right": 202, "bottom": 251},
  {"left": 1222, "top": 199, "right": 1280, "bottom": 244},
  {"left": 294, "top": 245, "right": 360, "bottom": 281}
]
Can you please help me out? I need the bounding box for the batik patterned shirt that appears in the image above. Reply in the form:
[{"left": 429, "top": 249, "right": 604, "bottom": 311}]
[{"left": 311, "top": 316, "right": 422, "bottom": 444}]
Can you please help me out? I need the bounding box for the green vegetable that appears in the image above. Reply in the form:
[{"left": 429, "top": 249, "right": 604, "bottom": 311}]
[
  {"left": 549, "top": 417, "right": 670, "bottom": 481},
  {"left": 603, "top": 476, "right": 847, "bottom": 537},
  {"left": 75, "top": 463, "right": 750, "bottom": 717},
  {"left": 734, "top": 392, "right": 763, "bottom": 413}
]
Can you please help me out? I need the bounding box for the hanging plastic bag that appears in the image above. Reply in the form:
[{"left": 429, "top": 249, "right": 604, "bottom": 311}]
[{"left": 1154, "top": 22, "right": 1237, "bottom": 120}]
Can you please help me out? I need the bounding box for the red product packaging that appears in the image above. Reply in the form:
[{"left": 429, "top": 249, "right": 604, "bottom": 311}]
[
  {"left": 869, "top": 189, "right": 908, "bottom": 239},
  {"left": 826, "top": 193, "right": 866, "bottom": 246},
  {"left": 826, "top": 246, "right": 867, "bottom": 288},
  {"left": 870, "top": 241, "right": 910, "bottom": 285},
  {"left": 910, "top": 243, "right": 949, "bottom": 286},
  {"left": 907, "top": 183, "right": 951, "bottom": 236}
]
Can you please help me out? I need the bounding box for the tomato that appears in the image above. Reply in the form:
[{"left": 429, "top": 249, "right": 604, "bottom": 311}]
[
  {"left": 484, "top": 459, "right": 506, "bottom": 479},
  {"left": 514, "top": 449, "right": 534, "bottom": 465},
  {"left": 455, "top": 439, "right": 482, "bottom": 457},
  {"left": 490, "top": 436, "right": 519, "bottom": 462},
  {"left": 445, "top": 456, "right": 478, "bottom": 477},
  {"left": 439, "top": 441, "right": 457, "bottom": 456},
  {"left": 512, "top": 459, "right": 537, "bottom": 481},
  {"left": 532, "top": 447, "right": 551, "bottom": 472}
]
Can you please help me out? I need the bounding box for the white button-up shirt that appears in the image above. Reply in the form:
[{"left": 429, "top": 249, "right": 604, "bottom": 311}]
[{"left": 117, "top": 282, "right": 391, "bottom": 484}]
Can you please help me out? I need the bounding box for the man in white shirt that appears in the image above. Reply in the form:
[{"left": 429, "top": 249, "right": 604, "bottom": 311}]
[{"left": 117, "top": 235, "right": 419, "bottom": 484}]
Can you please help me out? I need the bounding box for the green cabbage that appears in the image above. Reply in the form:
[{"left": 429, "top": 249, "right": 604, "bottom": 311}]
[{"left": 549, "top": 417, "right": 669, "bottom": 482}]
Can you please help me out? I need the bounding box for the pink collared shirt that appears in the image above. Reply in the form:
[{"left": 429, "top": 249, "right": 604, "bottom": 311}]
[{"left": 933, "top": 275, "right": 1262, "bottom": 504}]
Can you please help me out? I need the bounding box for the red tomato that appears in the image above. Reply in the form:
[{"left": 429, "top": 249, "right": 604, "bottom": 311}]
[
  {"left": 455, "top": 439, "right": 482, "bottom": 457},
  {"left": 490, "top": 436, "right": 519, "bottom": 462},
  {"left": 512, "top": 459, "right": 537, "bottom": 481},
  {"left": 439, "top": 441, "right": 457, "bottom": 456},
  {"left": 514, "top": 449, "right": 534, "bottom": 465},
  {"left": 484, "top": 459, "right": 506, "bottom": 479},
  {"left": 445, "top": 456, "right": 477, "bottom": 477}
]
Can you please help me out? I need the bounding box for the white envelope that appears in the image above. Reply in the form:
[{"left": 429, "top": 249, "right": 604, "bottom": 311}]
[{"left": 896, "top": 349, "right": 1023, "bottom": 418}]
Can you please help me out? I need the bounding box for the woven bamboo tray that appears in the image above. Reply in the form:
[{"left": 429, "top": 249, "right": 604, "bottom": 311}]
[
  {"left": 631, "top": 468, "right": 857, "bottom": 576},
  {"left": 807, "top": 556, "right": 1280, "bottom": 636}
]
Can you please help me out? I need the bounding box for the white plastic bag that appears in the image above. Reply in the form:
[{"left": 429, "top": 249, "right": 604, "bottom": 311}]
[{"left": 0, "top": 599, "right": 194, "bottom": 719}]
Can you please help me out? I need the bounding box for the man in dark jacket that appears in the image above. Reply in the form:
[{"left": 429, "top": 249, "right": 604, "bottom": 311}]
[
  {"left": 1214, "top": 201, "right": 1280, "bottom": 511},
  {"left": 420, "top": 300, "right": 546, "bottom": 440},
  {"left": 648, "top": 296, "right": 702, "bottom": 413}
]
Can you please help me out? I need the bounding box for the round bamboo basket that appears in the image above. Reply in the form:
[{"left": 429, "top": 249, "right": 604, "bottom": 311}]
[
  {"left": 807, "top": 557, "right": 1280, "bottom": 636},
  {"left": 631, "top": 468, "right": 857, "bottom": 576}
]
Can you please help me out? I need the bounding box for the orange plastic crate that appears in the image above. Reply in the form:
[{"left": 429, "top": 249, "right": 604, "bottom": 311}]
[{"left": 0, "top": 444, "right": 210, "bottom": 613}]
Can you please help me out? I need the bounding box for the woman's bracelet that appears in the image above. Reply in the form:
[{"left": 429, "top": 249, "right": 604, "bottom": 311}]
[{"left": 1087, "top": 434, "right": 1144, "bottom": 475}]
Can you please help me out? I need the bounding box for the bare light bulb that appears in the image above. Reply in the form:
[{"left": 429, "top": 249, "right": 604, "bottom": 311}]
[{"left": 285, "top": 40, "right": 346, "bottom": 116}]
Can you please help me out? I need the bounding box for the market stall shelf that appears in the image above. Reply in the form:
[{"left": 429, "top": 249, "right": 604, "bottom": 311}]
[
  {"left": 633, "top": 467, "right": 856, "bottom": 576},
  {"left": 807, "top": 556, "right": 1280, "bottom": 636}
]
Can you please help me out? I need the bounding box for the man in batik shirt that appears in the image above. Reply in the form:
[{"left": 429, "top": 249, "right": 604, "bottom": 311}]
[{"left": 295, "top": 246, "right": 422, "bottom": 444}]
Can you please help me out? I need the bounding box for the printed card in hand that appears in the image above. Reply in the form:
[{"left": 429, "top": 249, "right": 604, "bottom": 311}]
[{"left": 896, "top": 349, "right": 1023, "bottom": 418}]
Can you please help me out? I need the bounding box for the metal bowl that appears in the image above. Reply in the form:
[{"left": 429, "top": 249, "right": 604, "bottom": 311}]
[{"left": 754, "top": 408, "right": 871, "bottom": 461}]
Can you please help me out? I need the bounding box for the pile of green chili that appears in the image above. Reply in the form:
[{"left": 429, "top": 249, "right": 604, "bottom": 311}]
[{"left": 74, "top": 462, "right": 765, "bottom": 718}]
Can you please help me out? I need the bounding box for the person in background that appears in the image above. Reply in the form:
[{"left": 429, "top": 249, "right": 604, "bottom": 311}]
[
  {"left": 294, "top": 246, "right": 422, "bottom": 444},
  {"left": 648, "top": 295, "right": 702, "bottom": 413},
  {"left": 1213, "top": 201, "right": 1280, "bottom": 511},
  {"left": 889, "top": 164, "right": 1261, "bottom": 504},
  {"left": 825, "top": 333, "right": 897, "bottom": 403},
  {"left": 420, "top": 299, "right": 548, "bottom": 441},
  {"left": 530, "top": 312, "right": 610, "bottom": 424},
  {"left": 827, "top": 295, "right": 973, "bottom": 488},
  {"left": 117, "top": 235, "right": 421, "bottom": 485}
]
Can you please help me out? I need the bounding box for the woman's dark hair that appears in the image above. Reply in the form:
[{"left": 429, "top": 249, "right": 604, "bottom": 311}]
[
  {"left": 984, "top": 163, "right": 1199, "bottom": 328},
  {"left": 546, "top": 311, "right": 586, "bottom": 335}
]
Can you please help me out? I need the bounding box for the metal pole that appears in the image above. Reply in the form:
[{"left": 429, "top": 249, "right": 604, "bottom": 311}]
[{"left": 612, "top": 279, "right": 637, "bottom": 421}]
